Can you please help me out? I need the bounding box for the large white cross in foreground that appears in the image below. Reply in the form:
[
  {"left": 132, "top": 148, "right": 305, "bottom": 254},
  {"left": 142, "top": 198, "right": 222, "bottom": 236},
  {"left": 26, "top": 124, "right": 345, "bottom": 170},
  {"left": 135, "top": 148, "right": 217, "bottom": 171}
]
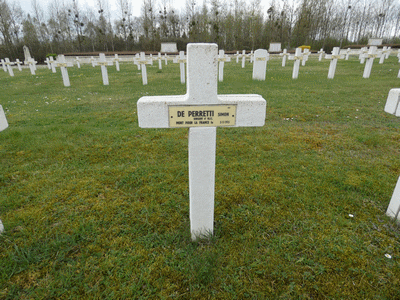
[{"left": 137, "top": 43, "right": 266, "bottom": 240}]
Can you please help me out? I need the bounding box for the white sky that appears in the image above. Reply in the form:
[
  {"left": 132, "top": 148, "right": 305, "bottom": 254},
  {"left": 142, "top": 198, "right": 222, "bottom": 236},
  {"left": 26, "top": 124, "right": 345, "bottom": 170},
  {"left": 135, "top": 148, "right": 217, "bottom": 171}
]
[{"left": 14, "top": 0, "right": 273, "bottom": 18}]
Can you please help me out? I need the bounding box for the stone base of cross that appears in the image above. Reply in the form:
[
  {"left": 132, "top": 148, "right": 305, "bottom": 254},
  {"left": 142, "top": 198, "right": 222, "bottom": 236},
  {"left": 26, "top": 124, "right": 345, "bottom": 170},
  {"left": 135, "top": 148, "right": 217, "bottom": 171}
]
[
  {"left": 137, "top": 43, "right": 266, "bottom": 240},
  {"left": 384, "top": 89, "right": 400, "bottom": 221}
]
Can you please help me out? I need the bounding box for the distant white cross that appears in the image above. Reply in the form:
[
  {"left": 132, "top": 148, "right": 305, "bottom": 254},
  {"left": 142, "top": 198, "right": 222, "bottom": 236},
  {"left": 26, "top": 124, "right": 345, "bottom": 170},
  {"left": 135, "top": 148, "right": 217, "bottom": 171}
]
[
  {"left": 156, "top": 53, "right": 163, "bottom": 70},
  {"left": 317, "top": 48, "right": 325, "bottom": 61},
  {"left": 113, "top": 54, "right": 120, "bottom": 71},
  {"left": 289, "top": 48, "right": 302, "bottom": 79},
  {"left": 301, "top": 49, "right": 310, "bottom": 66},
  {"left": 280, "top": 49, "right": 289, "bottom": 66},
  {"left": 15, "top": 59, "right": 22, "bottom": 71},
  {"left": 362, "top": 46, "right": 378, "bottom": 79},
  {"left": 4, "top": 58, "right": 14, "bottom": 77},
  {"left": 217, "top": 49, "right": 231, "bottom": 82},
  {"left": 25, "top": 58, "right": 37, "bottom": 75},
  {"left": 241, "top": 50, "right": 246, "bottom": 68},
  {"left": 137, "top": 43, "right": 266, "bottom": 240},
  {"left": 56, "top": 55, "right": 73, "bottom": 87},
  {"left": 95, "top": 53, "right": 113, "bottom": 85},
  {"left": 75, "top": 57, "right": 81, "bottom": 68},
  {"left": 49, "top": 56, "right": 57, "bottom": 73},
  {"left": 45, "top": 57, "right": 51, "bottom": 69},
  {"left": 136, "top": 52, "right": 151, "bottom": 85},
  {"left": 325, "top": 47, "right": 344, "bottom": 79},
  {"left": 1, "top": 59, "right": 6, "bottom": 72},
  {"left": 173, "top": 51, "right": 186, "bottom": 84}
]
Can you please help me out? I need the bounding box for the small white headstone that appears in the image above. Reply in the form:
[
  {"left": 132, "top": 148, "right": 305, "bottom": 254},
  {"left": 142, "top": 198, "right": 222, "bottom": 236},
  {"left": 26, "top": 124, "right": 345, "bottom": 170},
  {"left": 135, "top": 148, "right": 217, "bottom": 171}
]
[
  {"left": 252, "top": 49, "right": 269, "bottom": 81},
  {"left": 173, "top": 51, "right": 186, "bottom": 84},
  {"left": 161, "top": 42, "right": 178, "bottom": 53},
  {"left": 137, "top": 43, "right": 266, "bottom": 240},
  {"left": 23, "top": 45, "right": 32, "bottom": 61},
  {"left": 368, "top": 38, "right": 383, "bottom": 46}
]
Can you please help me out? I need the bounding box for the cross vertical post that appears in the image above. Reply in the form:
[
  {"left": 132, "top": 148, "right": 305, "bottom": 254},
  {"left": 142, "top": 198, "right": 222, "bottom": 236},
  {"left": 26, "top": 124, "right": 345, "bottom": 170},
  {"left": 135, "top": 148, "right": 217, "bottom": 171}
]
[{"left": 4, "top": 58, "right": 14, "bottom": 77}]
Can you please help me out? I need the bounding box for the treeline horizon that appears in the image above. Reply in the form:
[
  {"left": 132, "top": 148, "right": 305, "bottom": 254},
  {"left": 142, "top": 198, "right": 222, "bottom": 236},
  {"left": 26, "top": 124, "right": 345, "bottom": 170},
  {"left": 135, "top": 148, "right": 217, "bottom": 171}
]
[{"left": 1, "top": 0, "right": 399, "bottom": 62}]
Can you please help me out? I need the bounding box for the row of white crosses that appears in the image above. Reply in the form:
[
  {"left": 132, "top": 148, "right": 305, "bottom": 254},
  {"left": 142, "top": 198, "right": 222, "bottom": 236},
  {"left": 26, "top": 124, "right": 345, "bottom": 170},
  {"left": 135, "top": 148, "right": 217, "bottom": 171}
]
[{"left": 137, "top": 43, "right": 266, "bottom": 240}]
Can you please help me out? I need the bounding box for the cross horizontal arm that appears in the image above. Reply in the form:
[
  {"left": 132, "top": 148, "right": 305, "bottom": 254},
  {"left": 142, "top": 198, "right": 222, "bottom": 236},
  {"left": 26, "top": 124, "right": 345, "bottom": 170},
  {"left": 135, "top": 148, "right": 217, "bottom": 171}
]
[{"left": 137, "top": 94, "right": 266, "bottom": 128}]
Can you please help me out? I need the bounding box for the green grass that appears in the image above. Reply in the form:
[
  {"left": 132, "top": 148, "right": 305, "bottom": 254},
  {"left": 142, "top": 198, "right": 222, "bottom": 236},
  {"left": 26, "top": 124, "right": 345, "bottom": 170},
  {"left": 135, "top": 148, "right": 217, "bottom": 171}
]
[{"left": 1, "top": 55, "right": 400, "bottom": 299}]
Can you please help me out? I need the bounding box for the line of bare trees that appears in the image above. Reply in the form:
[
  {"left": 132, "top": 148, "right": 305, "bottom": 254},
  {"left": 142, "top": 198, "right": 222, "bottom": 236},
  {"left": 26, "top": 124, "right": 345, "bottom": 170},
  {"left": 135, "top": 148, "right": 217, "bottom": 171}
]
[{"left": 0, "top": 0, "right": 399, "bottom": 62}]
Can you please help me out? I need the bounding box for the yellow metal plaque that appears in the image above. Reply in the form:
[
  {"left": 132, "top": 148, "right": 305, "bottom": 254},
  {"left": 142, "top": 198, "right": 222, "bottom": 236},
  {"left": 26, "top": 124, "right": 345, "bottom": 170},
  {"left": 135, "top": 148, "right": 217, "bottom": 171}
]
[{"left": 169, "top": 105, "right": 237, "bottom": 128}]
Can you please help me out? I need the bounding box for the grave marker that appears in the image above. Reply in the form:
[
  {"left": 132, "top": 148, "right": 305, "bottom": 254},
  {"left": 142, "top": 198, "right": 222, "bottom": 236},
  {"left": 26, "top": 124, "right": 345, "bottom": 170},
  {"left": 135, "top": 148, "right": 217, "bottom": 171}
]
[
  {"left": 56, "top": 55, "right": 72, "bottom": 87},
  {"left": 49, "top": 56, "right": 56, "bottom": 73},
  {"left": 45, "top": 57, "right": 51, "bottom": 69},
  {"left": 173, "top": 51, "right": 186, "bottom": 84},
  {"left": 252, "top": 49, "right": 269, "bottom": 81},
  {"left": 235, "top": 51, "right": 240, "bottom": 63},
  {"left": 280, "top": 49, "right": 289, "bottom": 67},
  {"left": 217, "top": 49, "right": 231, "bottom": 82},
  {"left": 0, "top": 105, "right": 8, "bottom": 132},
  {"left": 137, "top": 43, "right": 266, "bottom": 240},
  {"left": 136, "top": 52, "right": 151, "bottom": 85},
  {"left": 383, "top": 89, "right": 400, "bottom": 221},
  {"left": 289, "top": 48, "right": 302, "bottom": 79},
  {"left": 325, "top": 47, "right": 344, "bottom": 79},
  {"left": 4, "top": 58, "right": 14, "bottom": 77},
  {"left": 1, "top": 59, "right": 6, "bottom": 72},
  {"left": 359, "top": 47, "right": 368, "bottom": 64},
  {"left": 156, "top": 53, "right": 163, "bottom": 70},
  {"left": 95, "top": 53, "right": 113, "bottom": 85},
  {"left": 134, "top": 53, "right": 141, "bottom": 70},
  {"left": 90, "top": 56, "right": 96, "bottom": 67},
  {"left": 113, "top": 54, "right": 120, "bottom": 71},
  {"left": 345, "top": 48, "right": 351, "bottom": 60},
  {"left": 301, "top": 49, "right": 310, "bottom": 66},
  {"left": 318, "top": 48, "right": 325, "bottom": 61},
  {"left": 25, "top": 58, "right": 37, "bottom": 75},
  {"left": 75, "top": 57, "right": 81, "bottom": 68},
  {"left": 379, "top": 47, "right": 388, "bottom": 64},
  {"left": 15, "top": 59, "right": 22, "bottom": 71},
  {"left": 164, "top": 54, "right": 169, "bottom": 65},
  {"left": 241, "top": 50, "right": 246, "bottom": 68},
  {"left": 362, "top": 46, "right": 378, "bottom": 78}
]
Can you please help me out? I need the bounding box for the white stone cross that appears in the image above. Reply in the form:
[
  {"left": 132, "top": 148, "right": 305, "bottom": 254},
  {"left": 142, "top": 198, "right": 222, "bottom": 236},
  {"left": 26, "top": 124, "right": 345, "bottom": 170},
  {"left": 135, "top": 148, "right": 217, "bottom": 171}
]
[
  {"left": 0, "top": 105, "right": 8, "bottom": 132},
  {"left": 359, "top": 47, "right": 368, "bottom": 64},
  {"left": 149, "top": 54, "right": 154, "bottom": 65},
  {"left": 280, "top": 49, "right": 289, "bottom": 66},
  {"left": 25, "top": 58, "right": 37, "bottom": 75},
  {"left": 317, "top": 48, "right": 325, "bottom": 61},
  {"left": 235, "top": 51, "right": 240, "bottom": 63},
  {"left": 56, "top": 55, "right": 73, "bottom": 87},
  {"left": 250, "top": 50, "right": 254, "bottom": 63},
  {"left": 289, "top": 48, "right": 302, "bottom": 79},
  {"left": 90, "top": 56, "right": 96, "bottom": 67},
  {"left": 164, "top": 54, "right": 169, "bottom": 65},
  {"left": 383, "top": 88, "right": 400, "bottom": 221},
  {"left": 15, "top": 59, "right": 22, "bottom": 71},
  {"left": 113, "top": 54, "right": 120, "bottom": 71},
  {"left": 136, "top": 52, "right": 151, "bottom": 85},
  {"left": 379, "top": 47, "right": 388, "bottom": 64},
  {"left": 94, "top": 53, "right": 113, "bottom": 85},
  {"left": 301, "top": 49, "right": 310, "bottom": 66},
  {"left": 252, "top": 49, "right": 269, "bottom": 81},
  {"left": 137, "top": 43, "right": 266, "bottom": 240},
  {"left": 173, "top": 51, "right": 186, "bottom": 84},
  {"left": 156, "top": 53, "right": 163, "bottom": 70},
  {"left": 362, "top": 46, "right": 378, "bottom": 78},
  {"left": 325, "top": 47, "right": 344, "bottom": 79},
  {"left": 344, "top": 48, "right": 351, "bottom": 60},
  {"left": 217, "top": 49, "right": 231, "bottom": 82},
  {"left": 49, "top": 56, "right": 57, "bottom": 73},
  {"left": 45, "top": 57, "right": 51, "bottom": 69},
  {"left": 241, "top": 50, "right": 246, "bottom": 68},
  {"left": 1, "top": 59, "right": 7, "bottom": 72},
  {"left": 386, "top": 47, "right": 391, "bottom": 59},
  {"left": 4, "top": 58, "right": 14, "bottom": 77},
  {"left": 75, "top": 57, "right": 81, "bottom": 68},
  {"left": 133, "top": 54, "right": 141, "bottom": 70}
]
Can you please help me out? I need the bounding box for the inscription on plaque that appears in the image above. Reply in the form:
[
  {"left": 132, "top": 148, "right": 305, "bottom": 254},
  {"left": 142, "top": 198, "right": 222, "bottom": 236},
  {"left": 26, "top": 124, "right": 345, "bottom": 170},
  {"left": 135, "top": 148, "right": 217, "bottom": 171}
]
[{"left": 169, "top": 105, "right": 237, "bottom": 128}]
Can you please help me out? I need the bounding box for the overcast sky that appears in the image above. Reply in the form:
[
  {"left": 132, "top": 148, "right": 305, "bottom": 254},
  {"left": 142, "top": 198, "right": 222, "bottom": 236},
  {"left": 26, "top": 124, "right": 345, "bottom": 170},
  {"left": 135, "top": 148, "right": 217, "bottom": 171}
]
[{"left": 14, "top": 0, "right": 273, "bottom": 18}]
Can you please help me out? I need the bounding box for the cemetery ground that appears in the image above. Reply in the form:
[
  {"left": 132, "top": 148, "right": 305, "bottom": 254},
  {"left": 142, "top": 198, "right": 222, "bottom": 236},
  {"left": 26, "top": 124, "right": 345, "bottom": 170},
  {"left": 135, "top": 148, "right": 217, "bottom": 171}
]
[{"left": 1, "top": 55, "right": 400, "bottom": 299}]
